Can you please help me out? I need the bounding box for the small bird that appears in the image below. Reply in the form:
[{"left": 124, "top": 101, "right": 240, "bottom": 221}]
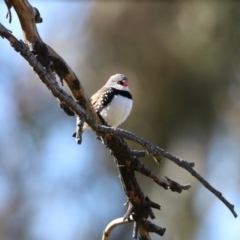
[{"left": 83, "top": 73, "right": 133, "bottom": 131}]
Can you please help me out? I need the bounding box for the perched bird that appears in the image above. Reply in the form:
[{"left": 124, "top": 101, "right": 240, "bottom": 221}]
[{"left": 83, "top": 73, "right": 133, "bottom": 131}]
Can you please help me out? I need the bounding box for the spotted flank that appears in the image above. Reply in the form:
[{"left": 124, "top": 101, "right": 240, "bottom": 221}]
[{"left": 95, "top": 88, "right": 132, "bottom": 114}]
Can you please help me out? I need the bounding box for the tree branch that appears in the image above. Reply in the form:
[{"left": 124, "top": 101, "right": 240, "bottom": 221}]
[
  {"left": 102, "top": 217, "right": 134, "bottom": 240},
  {"left": 0, "top": 22, "right": 166, "bottom": 238},
  {"left": 0, "top": 1, "right": 238, "bottom": 239},
  {"left": 90, "top": 125, "right": 238, "bottom": 218},
  {"left": 0, "top": 20, "right": 237, "bottom": 220}
]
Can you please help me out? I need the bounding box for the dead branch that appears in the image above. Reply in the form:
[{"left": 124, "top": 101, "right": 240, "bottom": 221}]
[
  {"left": 102, "top": 217, "right": 134, "bottom": 240},
  {"left": 4, "top": 0, "right": 12, "bottom": 23},
  {"left": 135, "top": 160, "right": 191, "bottom": 192},
  {"left": 0, "top": 21, "right": 165, "bottom": 239},
  {"left": 1, "top": 0, "right": 238, "bottom": 239},
  {"left": 90, "top": 126, "right": 238, "bottom": 218}
]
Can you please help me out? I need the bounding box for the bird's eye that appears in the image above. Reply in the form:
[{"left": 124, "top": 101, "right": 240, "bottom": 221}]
[{"left": 117, "top": 79, "right": 128, "bottom": 87}]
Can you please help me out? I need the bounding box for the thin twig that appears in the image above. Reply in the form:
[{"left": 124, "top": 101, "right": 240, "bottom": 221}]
[
  {"left": 1, "top": 23, "right": 163, "bottom": 237},
  {"left": 93, "top": 125, "right": 238, "bottom": 218},
  {"left": 1, "top": 23, "right": 237, "bottom": 218},
  {"left": 136, "top": 159, "right": 191, "bottom": 192},
  {"left": 139, "top": 219, "right": 166, "bottom": 237},
  {"left": 131, "top": 150, "right": 147, "bottom": 158},
  {"left": 75, "top": 115, "right": 85, "bottom": 144},
  {"left": 102, "top": 217, "right": 134, "bottom": 240}
]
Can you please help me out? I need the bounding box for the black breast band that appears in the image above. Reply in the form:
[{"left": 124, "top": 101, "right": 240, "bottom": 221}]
[{"left": 95, "top": 88, "right": 132, "bottom": 112}]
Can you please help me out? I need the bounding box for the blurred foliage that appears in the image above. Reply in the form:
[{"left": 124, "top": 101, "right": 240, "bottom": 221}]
[
  {"left": 78, "top": 2, "right": 240, "bottom": 240},
  {"left": 82, "top": 2, "right": 239, "bottom": 146},
  {"left": 0, "top": 1, "right": 240, "bottom": 240}
]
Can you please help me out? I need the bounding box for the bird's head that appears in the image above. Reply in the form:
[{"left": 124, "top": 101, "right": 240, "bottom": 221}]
[{"left": 105, "top": 74, "right": 130, "bottom": 91}]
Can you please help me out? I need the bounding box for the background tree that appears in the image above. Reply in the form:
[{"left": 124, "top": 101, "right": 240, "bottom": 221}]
[{"left": 0, "top": 1, "right": 239, "bottom": 240}]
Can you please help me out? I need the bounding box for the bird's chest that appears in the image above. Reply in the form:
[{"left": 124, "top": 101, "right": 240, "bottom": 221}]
[{"left": 100, "top": 95, "right": 132, "bottom": 127}]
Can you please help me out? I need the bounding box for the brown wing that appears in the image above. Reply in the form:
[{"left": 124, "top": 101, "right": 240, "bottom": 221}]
[{"left": 90, "top": 86, "right": 108, "bottom": 112}]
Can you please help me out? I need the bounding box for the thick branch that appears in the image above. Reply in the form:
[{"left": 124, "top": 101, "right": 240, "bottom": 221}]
[
  {"left": 11, "top": 0, "right": 40, "bottom": 44},
  {"left": 1, "top": 2, "right": 238, "bottom": 239},
  {"left": 1, "top": 21, "right": 237, "bottom": 218},
  {"left": 0, "top": 23, "right": 164, "bottom": 237},
  {"left": 8, "top": 0, "right": 100, "bottom": 124}
]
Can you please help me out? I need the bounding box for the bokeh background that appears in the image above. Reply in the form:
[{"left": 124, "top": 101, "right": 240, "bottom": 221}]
[{"left": 0, "top": 1, "right": 240, "bottom": 240}]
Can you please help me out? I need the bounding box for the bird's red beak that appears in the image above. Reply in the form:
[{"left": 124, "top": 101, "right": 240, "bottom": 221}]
[{"left": 122, "top": 80, "right": 129, "bottom": 86}]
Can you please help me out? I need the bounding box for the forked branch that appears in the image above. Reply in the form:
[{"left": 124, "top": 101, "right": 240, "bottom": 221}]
[
  {"left": 1, "top": 24, "right": 236, "bottom": 219},
  {"left": 0, "top": 1, "right": 238, "bottom": 239}
]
